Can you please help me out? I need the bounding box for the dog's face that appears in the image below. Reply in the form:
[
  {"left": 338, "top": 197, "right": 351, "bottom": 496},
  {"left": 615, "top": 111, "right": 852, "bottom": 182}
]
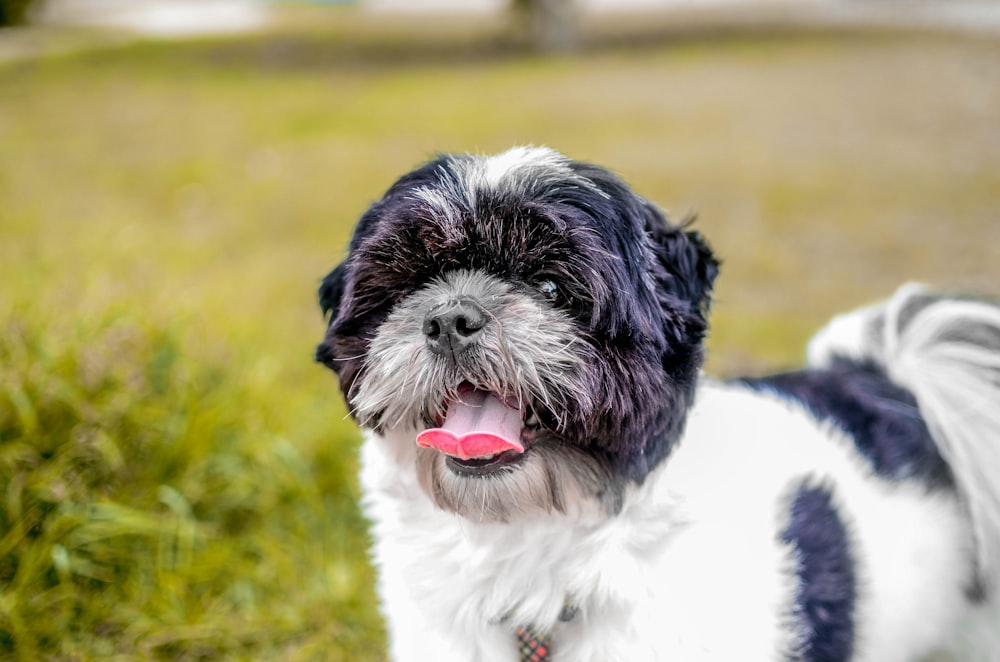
[{"left": 317, "top": 147, "right": 717, "bottom": 520}]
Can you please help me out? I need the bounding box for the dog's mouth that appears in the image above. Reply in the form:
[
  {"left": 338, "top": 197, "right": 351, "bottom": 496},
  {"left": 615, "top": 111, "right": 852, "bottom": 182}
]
[{"left": 416, "top": 382, "right": 541, "bottom": 476}]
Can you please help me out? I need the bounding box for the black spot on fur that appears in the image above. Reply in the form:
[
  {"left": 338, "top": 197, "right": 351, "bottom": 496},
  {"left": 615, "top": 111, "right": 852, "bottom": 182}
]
[{"left": 783, "top": 484, "right": 856, "bottom": 662}]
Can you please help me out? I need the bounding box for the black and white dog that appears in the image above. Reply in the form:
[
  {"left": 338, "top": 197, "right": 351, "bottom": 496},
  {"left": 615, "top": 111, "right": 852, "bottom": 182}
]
[{"left": 316, "top": 147, "right": 1000, "bottom": 661}]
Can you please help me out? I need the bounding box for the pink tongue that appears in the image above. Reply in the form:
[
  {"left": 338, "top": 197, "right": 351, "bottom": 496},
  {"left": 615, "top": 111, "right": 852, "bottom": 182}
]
[{"left": 416, "top": 389, "right": 524, "bottom": 460}]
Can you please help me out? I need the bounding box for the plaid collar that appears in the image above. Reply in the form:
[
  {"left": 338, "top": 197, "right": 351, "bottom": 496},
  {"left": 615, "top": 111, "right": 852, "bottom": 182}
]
[
  {"left": 515, "top": 603, "right": 577, "bottom": 662},
  {"left": 517, "top": 626, "right": 551, "bottom": 662}
]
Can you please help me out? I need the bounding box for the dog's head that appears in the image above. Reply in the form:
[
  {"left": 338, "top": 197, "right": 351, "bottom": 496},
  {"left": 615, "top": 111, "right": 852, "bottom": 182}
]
[{"left": 316, "top": 147, "right": 717, "bottom": 520}]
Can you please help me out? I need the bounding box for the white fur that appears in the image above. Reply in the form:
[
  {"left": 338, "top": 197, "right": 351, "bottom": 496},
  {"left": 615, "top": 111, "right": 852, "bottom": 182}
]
[
  {"left": 360, "top": 382, "right": 996, "bottom": 661},
  {"left": 357, "top": 284, "right": 1000, "bottom": 661},
  {"left": 411, "top": 186, "right": 463, "bottom": 241},
  {"left": 444, "top": 146, "right": 609, "bottom": 209}
]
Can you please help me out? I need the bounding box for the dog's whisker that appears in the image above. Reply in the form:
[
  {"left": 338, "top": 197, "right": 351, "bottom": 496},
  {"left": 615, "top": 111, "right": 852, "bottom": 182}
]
[{"left": 322, "top": 352, "right": 368, "bottom": 362}]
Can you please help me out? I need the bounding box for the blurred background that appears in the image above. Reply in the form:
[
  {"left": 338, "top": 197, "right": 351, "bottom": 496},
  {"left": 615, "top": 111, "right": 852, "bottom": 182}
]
[{"left": 1, "top": 0, "right": 998, "bottom": 659}]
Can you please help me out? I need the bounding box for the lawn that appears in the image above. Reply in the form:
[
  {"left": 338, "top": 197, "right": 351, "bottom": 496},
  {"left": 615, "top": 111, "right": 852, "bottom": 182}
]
[{"left": 1, "top": 8, "right": 998, "bottom": 660}]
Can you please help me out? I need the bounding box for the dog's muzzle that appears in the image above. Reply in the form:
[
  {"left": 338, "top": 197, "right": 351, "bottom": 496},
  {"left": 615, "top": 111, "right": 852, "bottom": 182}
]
[{"left": 416, "top": 296, "right": 530, "bottom": 471}]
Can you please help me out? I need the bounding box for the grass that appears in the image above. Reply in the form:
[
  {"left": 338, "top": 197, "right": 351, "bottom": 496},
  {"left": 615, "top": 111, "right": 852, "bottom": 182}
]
[
  {"left": 1, "top": 8, "right": 998, "bottom": 659},
  {"left": 1, "top": 312, "right": 380, "bottom": 660}
]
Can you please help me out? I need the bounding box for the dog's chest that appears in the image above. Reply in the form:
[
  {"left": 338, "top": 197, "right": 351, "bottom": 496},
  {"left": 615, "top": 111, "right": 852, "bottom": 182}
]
[
  {"left": 359, "top": 434, "right": 660, "bottom": 655},
  {"left": 366, "top": 461, "right": 608, "bottom": 626},
  {"left": 358, "top": 419, "right": 800, "bottom": 661}
]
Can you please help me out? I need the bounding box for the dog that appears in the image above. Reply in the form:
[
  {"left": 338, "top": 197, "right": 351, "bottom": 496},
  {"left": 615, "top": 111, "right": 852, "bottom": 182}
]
[{"left": 315, "top": 146, "right": 1000, "bottom": 661}]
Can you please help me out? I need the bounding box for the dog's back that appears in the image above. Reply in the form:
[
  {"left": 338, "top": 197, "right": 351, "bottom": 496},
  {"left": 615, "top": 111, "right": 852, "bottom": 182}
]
[
  {"left": 805, "top": 284, "right": 1000, "bottom": 659},
  {"left": 653, "top": 284, "right": 1000, "bottom": 661},
  {"left": 809, "top": 284, "right": 1000, "bottom": 594}
]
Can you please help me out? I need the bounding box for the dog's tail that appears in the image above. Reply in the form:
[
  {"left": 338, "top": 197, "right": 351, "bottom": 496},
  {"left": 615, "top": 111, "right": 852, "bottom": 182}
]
[{"left": 808, "top": 283, "right": 1000, "bottom": 591}]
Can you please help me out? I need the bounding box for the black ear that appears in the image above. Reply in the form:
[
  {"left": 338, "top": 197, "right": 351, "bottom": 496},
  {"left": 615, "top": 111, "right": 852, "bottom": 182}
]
[
  {"left": 661, "top": 225, "right": 719, "bottom": 315},
  {"left": 315, "top": 262, "right": 348, "bottom": 370},
  {"left": 316, "top": 185, "right": 396, "bottom": 328},
  {"left": 645, "top": 207, "right": 719, "bottom": 318},
  {"left": 318, "top": 262, "right": 348, "bottom": 324}
]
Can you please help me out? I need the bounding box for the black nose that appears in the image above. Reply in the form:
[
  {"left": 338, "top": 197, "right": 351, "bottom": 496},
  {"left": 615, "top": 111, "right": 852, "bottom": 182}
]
[{"left": 423, "top": 298, "right": 488, "bottom": 358}]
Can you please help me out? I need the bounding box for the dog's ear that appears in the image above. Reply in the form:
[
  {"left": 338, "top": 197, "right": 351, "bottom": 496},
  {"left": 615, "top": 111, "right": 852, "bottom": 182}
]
[
  {"left": 318, "top": 262, "right": 348, "bottom": 324},
  {"left": 643, "top": 205, "right": 719, "bottom": 320},
  {"left": 314, "top": 191, "right": 390, "bottom": 373},
  {"left": 315, "top": 262, "right": 348, "bottom": 371}
]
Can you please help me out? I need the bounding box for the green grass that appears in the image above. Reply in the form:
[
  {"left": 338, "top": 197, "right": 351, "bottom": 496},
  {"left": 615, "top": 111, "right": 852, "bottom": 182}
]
[
  {"left": 1, "top": 10, "right": 998, "bottom": 659},
  {"left": 1, "top": 312, "right": 380, "bottom": 660}
]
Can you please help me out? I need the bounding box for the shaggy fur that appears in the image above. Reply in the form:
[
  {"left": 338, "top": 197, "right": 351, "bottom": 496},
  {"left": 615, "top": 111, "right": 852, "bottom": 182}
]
[{"left": 316, "top": 146, "right": 1000, "bottom": 661}]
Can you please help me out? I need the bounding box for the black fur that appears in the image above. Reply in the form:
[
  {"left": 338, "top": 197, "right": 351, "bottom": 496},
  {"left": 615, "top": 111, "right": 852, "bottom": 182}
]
[
  {"left": 741, "top": 361, "right": 952, "bottom": 489},
  {"left": 782, "top": 484, "right": 856, "bottom": 662}
]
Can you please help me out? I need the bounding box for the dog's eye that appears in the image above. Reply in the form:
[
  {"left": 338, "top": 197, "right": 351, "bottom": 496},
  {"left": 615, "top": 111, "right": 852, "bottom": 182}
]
[{"left": 538, "top": 280, "right": 560, "bottom": 303}]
